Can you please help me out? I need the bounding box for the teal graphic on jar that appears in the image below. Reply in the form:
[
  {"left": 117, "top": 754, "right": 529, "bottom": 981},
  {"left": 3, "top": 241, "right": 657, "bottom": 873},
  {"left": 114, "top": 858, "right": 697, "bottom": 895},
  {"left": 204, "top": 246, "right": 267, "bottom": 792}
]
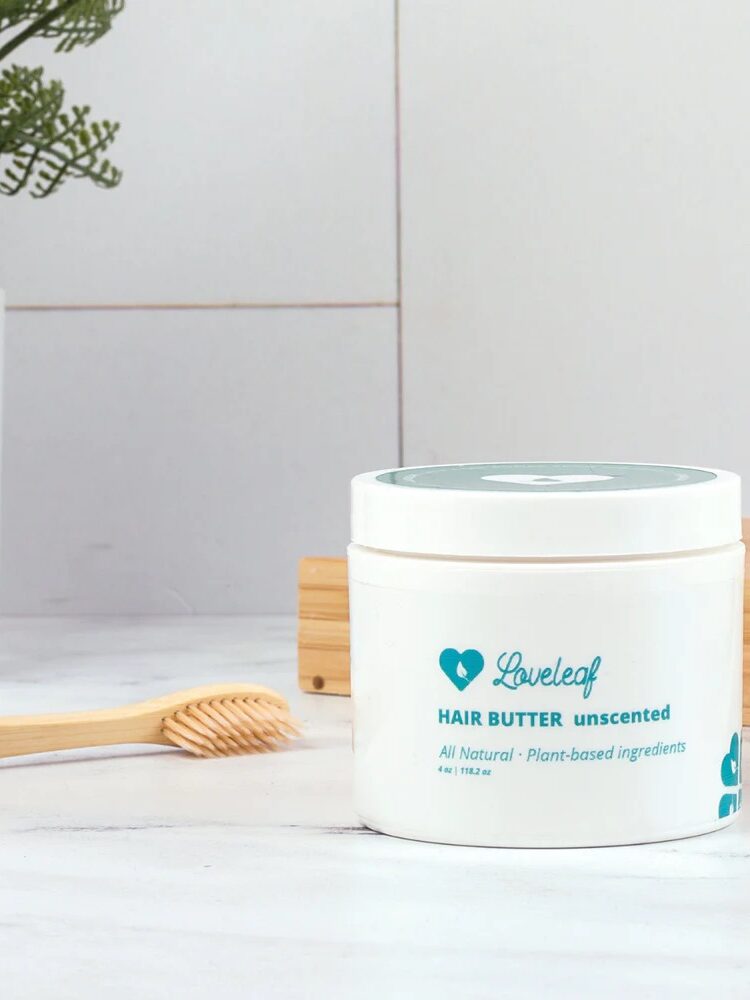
[{"left": 377, "top": 462, "right": 717, "bottom": 493}]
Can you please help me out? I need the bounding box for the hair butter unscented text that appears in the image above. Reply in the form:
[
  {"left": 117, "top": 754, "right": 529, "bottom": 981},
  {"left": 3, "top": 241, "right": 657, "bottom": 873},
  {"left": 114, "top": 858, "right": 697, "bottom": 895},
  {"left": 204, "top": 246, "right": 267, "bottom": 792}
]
[{"left": 349, "top": 463, "right": 744, "bottom": 847}]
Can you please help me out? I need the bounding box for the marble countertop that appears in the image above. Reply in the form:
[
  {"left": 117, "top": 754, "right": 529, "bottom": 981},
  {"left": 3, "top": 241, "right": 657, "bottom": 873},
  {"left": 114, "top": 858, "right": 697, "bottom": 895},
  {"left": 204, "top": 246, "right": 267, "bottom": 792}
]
[{"left": 1, "top": 616, "right": 748, "bottom": 1000}]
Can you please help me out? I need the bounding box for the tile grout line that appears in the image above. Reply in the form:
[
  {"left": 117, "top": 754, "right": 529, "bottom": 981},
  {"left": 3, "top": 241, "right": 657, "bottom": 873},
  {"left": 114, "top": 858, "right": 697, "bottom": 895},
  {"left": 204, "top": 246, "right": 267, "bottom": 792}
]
[
  {"left": 394, "top": 0, "right": 405, "bottom": 467},
  {"left": 7, "top": 301, "right": 399, "bottom": 313}
]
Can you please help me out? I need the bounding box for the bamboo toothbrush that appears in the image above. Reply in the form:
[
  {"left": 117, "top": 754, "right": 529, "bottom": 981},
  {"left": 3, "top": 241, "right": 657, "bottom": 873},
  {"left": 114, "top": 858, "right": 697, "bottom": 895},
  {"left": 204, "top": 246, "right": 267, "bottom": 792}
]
[{"left": 0, "top": 684, "right": 301, "bottom": 759}]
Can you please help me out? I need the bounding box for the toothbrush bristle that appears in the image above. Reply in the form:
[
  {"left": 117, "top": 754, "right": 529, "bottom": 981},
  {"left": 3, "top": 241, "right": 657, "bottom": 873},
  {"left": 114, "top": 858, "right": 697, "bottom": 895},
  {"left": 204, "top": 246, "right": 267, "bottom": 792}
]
[{"left": 162, "top": 696, "right": 301, "bottom": 757}]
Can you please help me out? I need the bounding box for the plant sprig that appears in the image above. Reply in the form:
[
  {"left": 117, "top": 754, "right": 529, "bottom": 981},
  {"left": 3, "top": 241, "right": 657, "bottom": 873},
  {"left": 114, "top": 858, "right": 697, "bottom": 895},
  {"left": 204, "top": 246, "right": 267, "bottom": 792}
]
[{"left": 0, "top": 0, "right": 122, "bottom": 197}]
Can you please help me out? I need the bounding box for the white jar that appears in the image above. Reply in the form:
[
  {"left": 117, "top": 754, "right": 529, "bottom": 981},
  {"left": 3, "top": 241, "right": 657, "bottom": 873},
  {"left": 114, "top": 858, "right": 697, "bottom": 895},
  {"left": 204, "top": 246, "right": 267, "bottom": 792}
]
[{"left": 349, "top": 462, "right": 744, "bottom": 847}]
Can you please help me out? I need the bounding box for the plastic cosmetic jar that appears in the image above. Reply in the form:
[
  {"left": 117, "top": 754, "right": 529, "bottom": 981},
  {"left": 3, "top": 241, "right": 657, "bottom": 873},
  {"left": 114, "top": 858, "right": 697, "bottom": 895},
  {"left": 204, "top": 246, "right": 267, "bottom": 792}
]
[{"left": 348, "top": 462, "right": 744, "bottom": 847}]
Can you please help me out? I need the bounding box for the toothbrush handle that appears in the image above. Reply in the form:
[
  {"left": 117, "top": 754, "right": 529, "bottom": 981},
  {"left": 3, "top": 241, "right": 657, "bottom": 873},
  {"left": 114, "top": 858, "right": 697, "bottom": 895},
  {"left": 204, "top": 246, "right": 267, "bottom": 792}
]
[{"left": 0, "top": 704, "right": 168, "bottom": 758}]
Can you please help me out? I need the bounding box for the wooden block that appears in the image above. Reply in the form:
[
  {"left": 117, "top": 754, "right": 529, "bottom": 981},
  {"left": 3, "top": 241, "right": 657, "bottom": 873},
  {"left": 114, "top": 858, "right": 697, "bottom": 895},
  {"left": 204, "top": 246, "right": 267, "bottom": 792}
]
[
  {"left": 298, "top": 558, "right": 350, "bottom": 695},
  {"left": 299, "top": 526, "right": 750, "bottom": 723}
]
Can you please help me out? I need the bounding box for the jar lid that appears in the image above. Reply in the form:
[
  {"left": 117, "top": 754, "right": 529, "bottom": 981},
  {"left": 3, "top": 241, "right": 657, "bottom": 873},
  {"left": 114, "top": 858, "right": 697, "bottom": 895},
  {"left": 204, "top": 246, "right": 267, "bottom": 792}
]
[{"left": 351, "top": 462, "right": 742, "bottom": 558}]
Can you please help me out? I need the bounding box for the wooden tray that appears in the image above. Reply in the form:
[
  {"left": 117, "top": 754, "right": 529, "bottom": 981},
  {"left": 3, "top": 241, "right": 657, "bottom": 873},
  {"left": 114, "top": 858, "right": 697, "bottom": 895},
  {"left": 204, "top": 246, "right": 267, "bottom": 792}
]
[{"left": 298, "top": 522, "right": 750, "bottom": 725}]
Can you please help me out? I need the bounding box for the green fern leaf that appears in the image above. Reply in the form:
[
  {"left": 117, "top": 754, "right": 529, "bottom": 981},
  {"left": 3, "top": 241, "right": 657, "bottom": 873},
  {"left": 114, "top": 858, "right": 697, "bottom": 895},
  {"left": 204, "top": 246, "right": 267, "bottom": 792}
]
[
  {"left": 0, "top": 1, "right": 123, "bottom": 54},
  {"left": 0, "top": 63, "right": 121, "bottom": 196}
]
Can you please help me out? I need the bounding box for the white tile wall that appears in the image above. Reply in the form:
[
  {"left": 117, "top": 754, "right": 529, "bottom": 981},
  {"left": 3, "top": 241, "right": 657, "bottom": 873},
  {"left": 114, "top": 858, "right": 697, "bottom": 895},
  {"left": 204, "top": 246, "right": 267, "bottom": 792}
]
[
  {"left": 0, "top": 0, "right": 397, "bottom": 305},
  {"left": 0, "top": 2, "right": 399, "bottom": 612},
  {"left": 4, "top": 1, "right": 750, "bottom": 614},
  {"left": 0, "top": 307, "right": 398, "bottom": 613},
  {"left": 398, "top": 1, "right": 750, "bottom": 491}
]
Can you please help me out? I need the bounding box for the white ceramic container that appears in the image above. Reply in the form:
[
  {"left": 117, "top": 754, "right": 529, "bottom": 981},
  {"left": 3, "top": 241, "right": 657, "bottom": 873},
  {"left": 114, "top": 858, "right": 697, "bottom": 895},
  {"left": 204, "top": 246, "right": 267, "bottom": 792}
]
[{"left": 349, "top": 462, "right": 744, "bottom": 847}]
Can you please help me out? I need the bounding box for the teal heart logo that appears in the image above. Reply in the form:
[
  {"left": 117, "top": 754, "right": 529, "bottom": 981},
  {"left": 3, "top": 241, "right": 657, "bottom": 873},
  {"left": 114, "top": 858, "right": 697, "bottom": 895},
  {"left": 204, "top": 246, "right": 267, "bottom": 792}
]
[
  {"left": 718, "top": 731, "right": 742, "bottom": 819},
  {"left": 721, "top": 732, "right": 740, "bottom": 787},
  {"left": 439, "top": 648, "right": 484, "bottom": 691}
]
